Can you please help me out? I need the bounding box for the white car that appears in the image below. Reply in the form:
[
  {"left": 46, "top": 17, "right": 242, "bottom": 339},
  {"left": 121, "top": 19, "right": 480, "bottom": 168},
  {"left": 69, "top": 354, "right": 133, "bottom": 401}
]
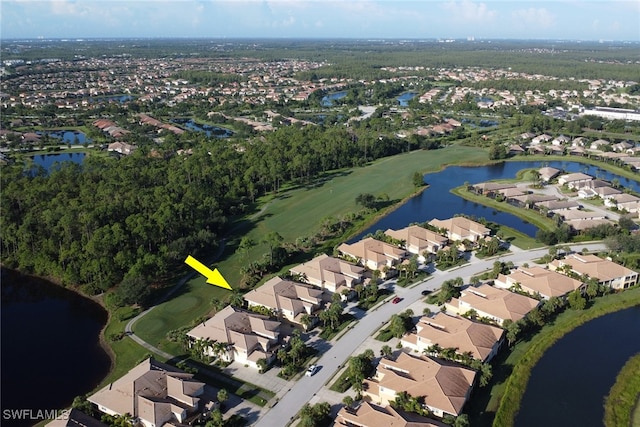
[{"left": 305, "top": 364, "right": 319, "bottom": 377}]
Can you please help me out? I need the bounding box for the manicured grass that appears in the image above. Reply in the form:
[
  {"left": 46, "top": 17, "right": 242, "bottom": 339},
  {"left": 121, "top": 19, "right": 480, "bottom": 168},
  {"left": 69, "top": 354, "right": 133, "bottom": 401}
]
[
  {"left": 489, "top": 287, "right": 640, "bottom": 427},
  {"left": 133, "top": 146, "right": 489, "bottom": 352},
  {"left": 603, "top": 353, "right": 640, "bottom": 427},
  {"left": 134, "top": 279, "right": 229, "bottom": 352},
  {"left": 496, "top": 225, "right": 544, "bottom": 250},
  {"left": 98, "top": 306, "right": 156, "bottom": 387}
]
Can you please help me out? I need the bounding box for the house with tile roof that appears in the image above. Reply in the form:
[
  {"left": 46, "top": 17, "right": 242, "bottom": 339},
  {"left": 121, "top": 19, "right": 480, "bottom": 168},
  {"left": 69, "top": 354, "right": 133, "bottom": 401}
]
[
  {"left": 362, "top": 352, "right": 476, "bottom": 418},
  {"left": 244, "top": 276, "right": 324, "bottom": 324},
  {"left": 89, "top": 358, "right": 215, "bottom": 427},
  {"left": 548, "top": 254, "right": 639, "bottom": 290},
  {"left": 187, "top": 306, "right": 282, "bottom": 369},
  {"left": 445, "top": 284, "right": 539, "bottom": 326},
  {"left": 384, "top": 225, "right": 448, "bottom": 260},
  {"left": 558, "top": 172, "right": 593, "bottom": 188},
  {"left": 494, "top": 266, "right": 584, "bottom": 299},
  {"left": 289, "top": 253, "right": 364, "bottom": 295},
  {"left": 428, "top": 217, "right": 490, "bottom": 243},
  {"left": 401, "top": 313, "right": 504, "bottom": 362},
  {"left": 337, "top": 237, "right": 407, "bottom": 276},
  {"left": 334, "top": 402, "right": 447, "bottom": 427}
]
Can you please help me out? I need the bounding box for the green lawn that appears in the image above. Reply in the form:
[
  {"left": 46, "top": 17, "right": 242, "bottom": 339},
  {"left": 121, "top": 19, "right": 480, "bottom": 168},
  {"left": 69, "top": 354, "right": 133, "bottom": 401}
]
[{"left": 132, "top": 146, "right": 489, "bottom": 351}]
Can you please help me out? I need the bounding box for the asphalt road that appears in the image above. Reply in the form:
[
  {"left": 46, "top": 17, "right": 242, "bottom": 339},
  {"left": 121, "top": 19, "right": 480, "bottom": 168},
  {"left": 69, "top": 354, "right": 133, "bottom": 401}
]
[{"left": 253, "top": 242, "right": 607, "bottom": 427}]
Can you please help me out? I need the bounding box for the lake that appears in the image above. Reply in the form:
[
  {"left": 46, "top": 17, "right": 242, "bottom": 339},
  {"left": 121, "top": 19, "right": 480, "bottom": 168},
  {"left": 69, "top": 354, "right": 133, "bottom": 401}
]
[
  {"left": 170, "top": 118, "right": 233, "bottom": 138},
  {"left": 353, "top": 159, "right": 640, "bottom": 241},
  {"left": 397, "top": 92, "right": 417, "bottom": 107},
  {"left": 36, "top": 130, "right": 90, "bottom": 144},
  {"left": 0, "top": 269, "right": 111, "bottom": 427},
  {"left": 31, "top": 152, "right": 86, "bottom": 174},
  {"left": 321, "top": 91, "right": 348, "bottom": 107},
  {"left": 514, "top": 306, "right": 640, "bottom": 427}
]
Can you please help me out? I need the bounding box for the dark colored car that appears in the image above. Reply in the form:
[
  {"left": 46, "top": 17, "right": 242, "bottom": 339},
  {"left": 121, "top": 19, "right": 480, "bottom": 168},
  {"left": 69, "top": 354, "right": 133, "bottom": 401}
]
[{"left": 421, "top": 290, "right": 432, "bottom": 296}]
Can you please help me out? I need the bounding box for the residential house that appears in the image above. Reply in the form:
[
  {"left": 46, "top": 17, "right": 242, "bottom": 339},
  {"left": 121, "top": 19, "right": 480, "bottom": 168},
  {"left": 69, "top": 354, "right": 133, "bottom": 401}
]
[
  {"left": 337, "top": 237, "right": 407, "bottom": 275},
  {"left": 590, "top": 139, "right": 611, "bottom": 150},
  {"left": 538, "top": 167, "right": 561, "bottom": 182},
  {"left": 557, "top": 172, "right": 593, "bottom": 188},
  {"left": 551, "top": 135, "right": 571, "bottom": 146},
  {"left": 556, "top": 209, "right": 606, "bottom": 221},
  {"left": 471, "top": 182, "right": 517, "bottom": 196},
  {"left": 244, "top": 276, "right": 324, "bottom": 324},
  {"left": 428, "top": 217, "right": 491, "bottom": 243},
  {"left": 531, "top": 133, "right": 552, "bottom": 145},
  {"left": 107, "top": 141, "right": 136, "bottom": 155},
  {"left": 401, "top": 312, "right": 504, "bottom": 362},
  {"left": 494, "top": 266, "right": 584, "bottom": 299},
  {"left": 289, "top": 253, "right": 365, "bottom": 294},
  {"left": 445, "top": 284, "right": 539, "bottom": 326},
  {"left": 362, "top": 352, "right": 476, "bottom": 418},
  {"left": 604, "top": 193, "right": 640, "bottom": 214},
  {"left": 566, "top": 218, "right": 616, "bottom": 232},
  {"left": 334, "top": 402, "right": 447, "bottom": 427},
  {"left": 89, "top": 358, "right": 214, "bottom": 427},
  {"left": 535, "top": 199, "right": 581, "bottom": 214},
  {"left": 549, "top": 254, "right": 639, "bottom": 290},
  {"left": 384, "top": 225, "right": 448, "bottom": 260},
  {"left": 47, "top": 409, "right": 108, "bottom": 427},
  {"left": 187, "top": 306, "right": 282, "bottom": 369}
]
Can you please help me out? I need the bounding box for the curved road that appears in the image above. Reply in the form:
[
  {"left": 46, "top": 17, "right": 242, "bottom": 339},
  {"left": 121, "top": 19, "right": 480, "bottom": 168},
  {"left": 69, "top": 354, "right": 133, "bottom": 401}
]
[{"left": 253, "top": 242, "right": 606, "bottom": 427}]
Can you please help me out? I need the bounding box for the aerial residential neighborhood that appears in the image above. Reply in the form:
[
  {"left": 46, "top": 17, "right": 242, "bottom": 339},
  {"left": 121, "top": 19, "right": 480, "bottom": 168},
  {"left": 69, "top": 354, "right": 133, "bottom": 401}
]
[{"left": 2, "top": 23, "right": 640, "bottom": 427}]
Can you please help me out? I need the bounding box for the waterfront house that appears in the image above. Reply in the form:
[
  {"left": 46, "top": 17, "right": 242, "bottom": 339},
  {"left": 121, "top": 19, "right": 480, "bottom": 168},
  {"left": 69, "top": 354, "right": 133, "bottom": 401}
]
[
  {"left": 334, "top": 402, "right": 447, "bottom": 427},
  {"left": 445, "top": 284, "right": 539, "bottom": 326},
  {"left": 401, "top": 312, "right": 504, "bottom": 362},
  {"left": 384, "top": 225, "right": 448, "bottom": 259},
  {"left": 494, "top": 266, "right": 584, "bottom": 299},
  {"left": 427, "top": 217, "right": 490, "bottom": 244},
  {"left": 362, "top": 352, "right": 476, "bottom": 418},
  {"left": 549, "top": 254, "right": 639, "bottom": 290}
]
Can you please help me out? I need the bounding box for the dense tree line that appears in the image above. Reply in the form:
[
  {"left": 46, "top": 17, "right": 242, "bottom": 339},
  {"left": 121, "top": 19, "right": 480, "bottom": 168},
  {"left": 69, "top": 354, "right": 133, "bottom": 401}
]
[{"left": 0, "top": 123, "right": 433, "bottom": 301}]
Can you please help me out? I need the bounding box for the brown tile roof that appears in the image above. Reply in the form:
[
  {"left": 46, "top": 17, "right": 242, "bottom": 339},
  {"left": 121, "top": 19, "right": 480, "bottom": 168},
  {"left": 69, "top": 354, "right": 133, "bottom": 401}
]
[
  {"left": 404, "top": 313, "right": 503, "bottom": 361},
  {"left": 338, "top": 237, "right": 407, "bottom": 265},
  {"left": 89, "top": 358, "right": 204, "bottom": 426},
  {"left": 243, "top": 276, "right": 323, "bottom": 318},
  {"left": 428, "top": 217, "right": 490, "bottom": 241},
  {"left": 550, "top": 254, "right": 638, "bottom": 284},
  {"left": 385, "top": 225, "right": 448, "bottom": 254},
  {"left": 289, "top": 253, "right": 364, "bottom": 290},
  {"left": 364, "top": 352, "right": 475, "bottom": 416},
  {"left": 187, "top": 305, "right": 280, "bottom": 352},
  {"left": 496, "top": 266, "right": 583, "bottom": 298},
  {"left": 450, "top": 284, "right": 539, "bottom": 323},
  {"left": 335, "top": 402, "right": 446, "bottom": 427}
]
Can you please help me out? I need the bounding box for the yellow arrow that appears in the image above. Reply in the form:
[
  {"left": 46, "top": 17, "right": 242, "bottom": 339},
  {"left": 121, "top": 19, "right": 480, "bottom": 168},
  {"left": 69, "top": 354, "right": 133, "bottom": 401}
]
[{"left": 184, "top": 255, "right": 232, "bottom": 290}]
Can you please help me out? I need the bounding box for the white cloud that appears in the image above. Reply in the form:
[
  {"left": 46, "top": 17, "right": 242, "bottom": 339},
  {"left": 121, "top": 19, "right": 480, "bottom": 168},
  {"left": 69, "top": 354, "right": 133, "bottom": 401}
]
[
  {"left": 442, "top": 0, "right": 497, "bottom": 23},
  {"left": 512, "top": 7, "right": 556, "bottom": 28}
]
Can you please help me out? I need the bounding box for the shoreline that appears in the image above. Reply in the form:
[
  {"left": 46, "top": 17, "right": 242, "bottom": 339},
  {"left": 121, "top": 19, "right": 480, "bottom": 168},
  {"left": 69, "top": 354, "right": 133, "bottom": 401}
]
[{"left": 0, "top": 267, "right": 116, "bottom": 394}]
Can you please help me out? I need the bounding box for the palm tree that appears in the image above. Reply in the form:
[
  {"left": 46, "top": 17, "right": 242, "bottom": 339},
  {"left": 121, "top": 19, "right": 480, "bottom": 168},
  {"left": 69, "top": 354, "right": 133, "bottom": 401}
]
[
  {"left": 229, "top": 290, "right": 244, "bottom": 308},
  {"left": 300, "top": 313, "right": 313, "bottom": 331}
]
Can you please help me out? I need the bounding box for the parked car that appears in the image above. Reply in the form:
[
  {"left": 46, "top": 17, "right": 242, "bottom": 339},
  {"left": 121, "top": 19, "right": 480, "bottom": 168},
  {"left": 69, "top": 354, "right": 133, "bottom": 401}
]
[
  {"left": 306, "top": 364, "right": 319, "bottom": 377},
  {"left": 421, "top": 290, "right": 432, "bottom": 296},
  {"left": 392, "top": 297, "right": 402, "bottom": 304}
]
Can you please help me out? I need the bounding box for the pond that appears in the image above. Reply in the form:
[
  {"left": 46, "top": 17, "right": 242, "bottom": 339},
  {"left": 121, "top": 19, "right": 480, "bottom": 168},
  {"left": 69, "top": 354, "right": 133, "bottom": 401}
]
[
  {"left": 170, "top": 118, "right": 233, "bottom": 138},
  {"left": 30, "top": 152, "right": 86, "bottom": 174},
  {"left": 88, "top": 95, "right": 134, "bottom": 103},
  {"left": 352, "top": 159, "right": 640, "bottom": 241},
  {"left": 397, "top": 92, "right": 417, "bottom": 107},
  {"left": 514, "top": 306, "right": 640, "bottom": 427},
  {"left": 0, "top": 269, "right": 111, "bottom": 426},
  {"left": 321, "top": 91, "right": 348, "bottom": 107},
  {"left": 36, "top": 130, "right": 90, "bottom": 144}
]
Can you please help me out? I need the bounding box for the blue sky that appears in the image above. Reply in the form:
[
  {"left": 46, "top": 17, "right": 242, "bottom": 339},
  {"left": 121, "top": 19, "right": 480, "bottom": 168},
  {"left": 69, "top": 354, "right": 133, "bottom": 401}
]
[{"left": 2, "top": 0, "right": 639, "bottom": 41}]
